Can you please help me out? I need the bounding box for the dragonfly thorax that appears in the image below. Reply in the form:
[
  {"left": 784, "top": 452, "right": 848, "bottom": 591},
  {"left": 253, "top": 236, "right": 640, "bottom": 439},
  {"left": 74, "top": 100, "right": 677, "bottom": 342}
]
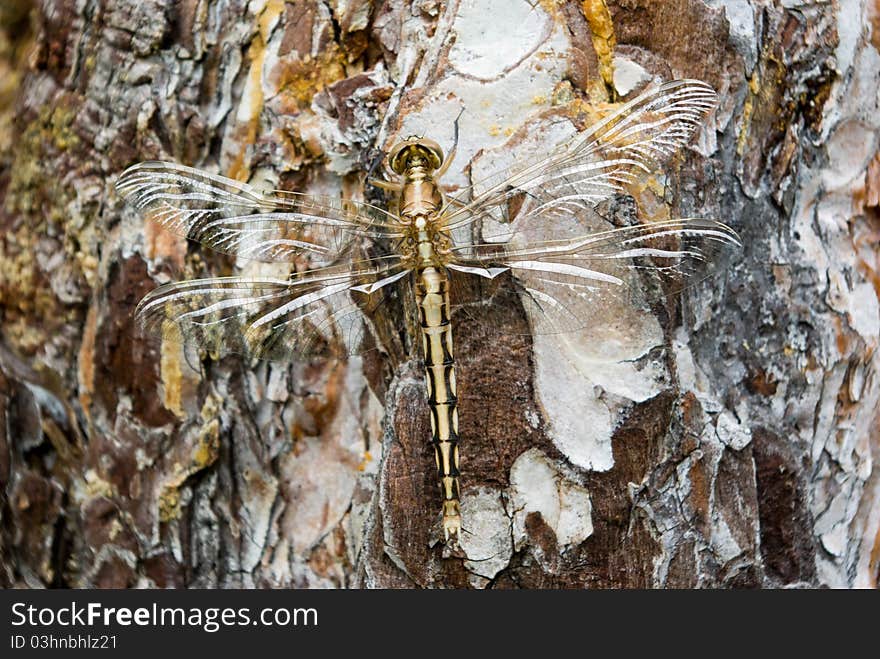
[
  {"left": 399, "top": 177, "right": 442, "bottom": 220},
  {"left": 389, "top": 137, "right": 445, "bottom": 220},
  {"left": 390, "top": 141, "right": 448, "bottom": 265}
]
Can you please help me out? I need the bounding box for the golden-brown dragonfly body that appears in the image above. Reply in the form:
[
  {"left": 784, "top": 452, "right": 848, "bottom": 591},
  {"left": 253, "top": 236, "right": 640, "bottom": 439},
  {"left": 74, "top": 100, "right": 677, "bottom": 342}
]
[{"left": 391, "top": 139, "right": 462, "bottom": 541}]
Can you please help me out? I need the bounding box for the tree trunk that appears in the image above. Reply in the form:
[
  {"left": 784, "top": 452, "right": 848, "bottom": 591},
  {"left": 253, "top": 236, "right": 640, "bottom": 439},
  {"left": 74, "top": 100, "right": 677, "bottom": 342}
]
[{"left": 1, "top": 0, "right": 878, "bottom": 589}]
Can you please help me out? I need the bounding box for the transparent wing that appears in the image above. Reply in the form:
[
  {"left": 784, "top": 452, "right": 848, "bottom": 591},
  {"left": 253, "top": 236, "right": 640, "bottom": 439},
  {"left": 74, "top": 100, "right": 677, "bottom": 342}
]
[
  {"left": 447, "top": 216, "right": 742, "bottom": 336},
  {"left": 441, "top": 79, "right": 717, "bottom": 233},
  {"left": 136, "top": 258, "right": 411, "bottom": 361},
  {"left": 116, "top": 161, "right": 404, "bottom": 264}
]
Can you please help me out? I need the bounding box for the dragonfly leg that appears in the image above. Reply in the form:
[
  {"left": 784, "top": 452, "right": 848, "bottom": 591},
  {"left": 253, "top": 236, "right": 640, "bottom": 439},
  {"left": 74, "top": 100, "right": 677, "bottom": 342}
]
[
  {"left": 442, "top": 195, "right": 468, "bottom": 210},
  {"left": 367, "top": 177, "right": 403, "bottom": 193},
  {"left": 366, "top": 148, "right": 403, "bottom": 193},
  {"left": 434, "top": 107, "right": 464, "bottom": 180}
]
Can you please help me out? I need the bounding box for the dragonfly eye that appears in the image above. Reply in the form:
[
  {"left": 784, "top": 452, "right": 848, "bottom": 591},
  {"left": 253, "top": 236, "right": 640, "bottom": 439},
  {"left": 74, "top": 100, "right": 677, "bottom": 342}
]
[{"left": 388, "top": 139, "right": 444, "bottom": 174}]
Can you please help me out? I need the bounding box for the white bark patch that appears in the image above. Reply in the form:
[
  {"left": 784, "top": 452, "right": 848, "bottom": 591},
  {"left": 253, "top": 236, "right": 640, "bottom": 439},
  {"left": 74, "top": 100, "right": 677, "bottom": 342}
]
[
  {"left": 814, "top": 477, "right": 857, "bottom": 558},
  {"left": 265, "top": 364, "right": 289, "bottom": 403},
  {"left": 833, "top": 0, "right": 862, "bottom": 77},
  {"left": 574, "top": 352, "right": 668, "bottom": 403},
  {"left": 715, "top": 410, "right": 752, "bottom": 451},
  {"left": 703, "top": 0, "right": 757, "bottom": 70},
  {"left": 279, "top": 436, "right": 356, "bottom": 556},
  {"left": 396, "top": 2, "right": 570, "bottom": 190},
  {"left": 825, "top": 267, "right": 849, "bottom": 316},
  {"left": 238, "top": 471, "right": 278, "bottom": 573},
  {"left": 822, "top": 119, "right": 878, "bottom": 190},
  {"left": 847, "top": 282, "right": 880, "bottom": 342},
  {"left": 710, "top": 514, "right": 744, "bottom": 565},
  {"left": 533, "top": 336, "right": 614, "bottom": 471},
  {"left": 509, "top": 448, "right": 593, "bottom": 551},
  {"left": 532, "top": 316, "right": 665, "bottom": 471},
  {"left": 778, "top": 18, "right": 880, "bottom": 584},
  {"left": 612, "top": 55, "right": 650, "bottom": 96},
  {"left": 279, "top": 360, "right": 376, "bottom": 556},
  {"left": 459, "top": 489, "right": 513, "bottom": 580},
  {"left": 465, "top": 115, "right": 669, "bottom": 471},
  {"left": 824, "top": 29, "right": 880, "bottom": 581},
  {"left": 671, "top": 329, "right": 723, "bottom": 413},
  {"left": 449, "top": 0, "right": 552, "bottom": 81}
]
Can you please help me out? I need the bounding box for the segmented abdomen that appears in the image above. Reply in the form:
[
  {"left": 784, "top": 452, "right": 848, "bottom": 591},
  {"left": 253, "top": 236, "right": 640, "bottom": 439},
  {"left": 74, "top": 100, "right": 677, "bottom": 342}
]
[{"left": 414, "top": 265, "right": 461, "bottom": 539}]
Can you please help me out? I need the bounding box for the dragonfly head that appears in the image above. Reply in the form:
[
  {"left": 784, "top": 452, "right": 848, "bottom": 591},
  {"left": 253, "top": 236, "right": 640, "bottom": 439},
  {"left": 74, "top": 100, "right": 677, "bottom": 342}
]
[{"left": 388, "top": 136, "right": 444, "bottom": 175}]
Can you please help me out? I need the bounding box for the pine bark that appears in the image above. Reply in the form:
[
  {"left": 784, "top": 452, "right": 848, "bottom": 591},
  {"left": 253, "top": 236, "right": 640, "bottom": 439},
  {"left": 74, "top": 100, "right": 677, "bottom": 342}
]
[{"left": 1, "top": 0, "right": 878, "bottom": 588}]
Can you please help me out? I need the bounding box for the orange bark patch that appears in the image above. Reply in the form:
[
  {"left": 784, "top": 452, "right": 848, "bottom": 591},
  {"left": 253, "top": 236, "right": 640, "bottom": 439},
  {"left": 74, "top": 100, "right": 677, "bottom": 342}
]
[
  {"left": 870, "top": 0, "right": 880, "bottom": 51},
  {"left": 269, "top": 49, "right": 347, "bottom": 116},
  {"left": 746, "top": 367, "right": 779, "bottom": 397},
  {"left": 227, "top": 0, "right": 286, "bottom": 181},
  {"left": 866, "top": 152, "right": 880, "bottom": 209},
  {"left": 144, "top": 220, "right": 187, "bottom": 269},
  {"left": 688, "top": 455, "right": 710, "bottom": 530},
  {"left": 580, "top": 0, "right": 617, "bottom": 97},
  {"left": 77, "top": 303, "right": 98, "bottom": 425}
]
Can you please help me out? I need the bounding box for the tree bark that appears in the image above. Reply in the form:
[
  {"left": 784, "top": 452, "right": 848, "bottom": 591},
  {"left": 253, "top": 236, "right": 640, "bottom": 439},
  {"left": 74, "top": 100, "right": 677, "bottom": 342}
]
[{"left": 1, "top": 0, "right": 878, "bottom": 588}]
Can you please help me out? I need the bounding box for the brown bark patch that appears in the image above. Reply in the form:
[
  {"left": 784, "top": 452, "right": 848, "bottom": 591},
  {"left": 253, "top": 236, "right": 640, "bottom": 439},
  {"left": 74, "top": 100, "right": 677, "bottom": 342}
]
[
  {"left": 735, "top": 8, "right": 837, "bottom": 194},
  {"left": 715, "top": 447, "right": 760, "bottom": 573},
  {"left": 9, "top": 470, "right": 63, "bottom": 583},
  {"left": 666, "top": 539, "right": 698, "bottom": 588},
  {"left": 93, "top": 255, "right": 176, "bottom": 428},
  {"left": 752, "top": 427, "right": 818, "bottom": 584},
  {"left": 142, "top": 551, "right": 186, "bottom": 588},
  {"left": 93, "top": 555, "right": 136, "bottom": 588},
  {"left": 610, "top": 0, "right": 741, "bottom": 93},
  {"left": 576, "top": 393, "right": 672, "bottom": 588}
]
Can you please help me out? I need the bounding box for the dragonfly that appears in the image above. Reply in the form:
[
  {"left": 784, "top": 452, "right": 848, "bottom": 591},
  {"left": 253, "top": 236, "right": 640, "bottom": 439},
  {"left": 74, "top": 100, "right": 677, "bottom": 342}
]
[{"left": 116, "top": 79, "right": 741, "bottom": 546}]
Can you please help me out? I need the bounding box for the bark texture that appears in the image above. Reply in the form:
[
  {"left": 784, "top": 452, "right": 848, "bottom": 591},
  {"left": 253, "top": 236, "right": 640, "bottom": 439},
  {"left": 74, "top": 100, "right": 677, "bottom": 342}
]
[{"left": 1, "top": 0, "right": 879, "bottom": 588}]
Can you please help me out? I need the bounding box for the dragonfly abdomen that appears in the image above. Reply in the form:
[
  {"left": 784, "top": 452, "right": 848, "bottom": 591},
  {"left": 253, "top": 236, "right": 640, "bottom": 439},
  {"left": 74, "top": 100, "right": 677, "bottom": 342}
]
[{"left": 415, "top": 265, "right": 461, "bottom": 542}]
